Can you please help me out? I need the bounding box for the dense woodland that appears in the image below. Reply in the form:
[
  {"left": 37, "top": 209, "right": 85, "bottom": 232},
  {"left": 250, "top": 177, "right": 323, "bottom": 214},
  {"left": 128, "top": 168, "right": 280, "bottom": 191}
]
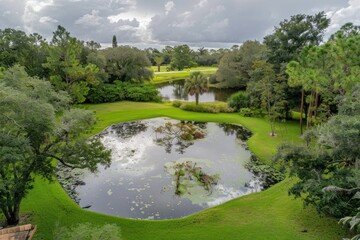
[{"left": 0, "top": 10, "right": 359, "bottom": 239}]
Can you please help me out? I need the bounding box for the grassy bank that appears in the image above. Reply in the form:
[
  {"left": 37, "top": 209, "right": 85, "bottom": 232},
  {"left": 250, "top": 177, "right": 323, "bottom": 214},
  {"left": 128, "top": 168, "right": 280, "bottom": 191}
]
[
  {"left": 19, "top": 101, "right": 346, "bottom": 239},
  {"left": 151, "top": 66, "right": 217, "bottom": 84}
]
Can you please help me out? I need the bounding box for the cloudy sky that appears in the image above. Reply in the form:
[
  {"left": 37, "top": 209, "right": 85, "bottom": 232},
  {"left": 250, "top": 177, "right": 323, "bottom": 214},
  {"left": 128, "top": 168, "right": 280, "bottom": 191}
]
[{"left": 0, "top": 0, "right": 359, "bottom": 48}]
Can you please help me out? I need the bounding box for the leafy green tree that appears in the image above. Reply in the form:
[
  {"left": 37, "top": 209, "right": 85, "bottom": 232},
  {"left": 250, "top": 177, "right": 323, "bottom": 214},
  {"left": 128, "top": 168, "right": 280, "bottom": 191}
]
[
  {"left": 154, "top": 54, "right": 164, "bottom": 72},
  {"left": 264, "top": 12, "right": 330, "bottom": 72},
  {"left": 184, "top": 71, "right": 208, "bottom": 105},
  {"left": 0, "top": 65, "right": 111, "bottom": 225},
  {"left": 330, "top": 22, "right": 360, "bottom": 40},
  {"left": 161, "top": 46, "right": 173, "bottom": 65},
  {"left": 216, "top": 41, "right": 266, "bottom": 88},
  {"left": 170, "top": 45, "right": 194, "bottom": 71},
  {"left": 101, "top": 46, "right": 152, "bottom": 83},
  {"left": 287, "top": 31, "right": 360, "bottom": 133},
  {"left": 273, "top": 85, "right": 360, "bottom": 218},
  {"left": 0, "top": 28, "right": 49, "bottom": 77},
  {"left": 112, "top": 35, "right": 118, "bottom": 48},
  {"left": 43, "top": 26, "right": 100, "bottom": 103},
  {"left": 248, "top": 60, "right": 287, "bottom": 136},
  {"left": 86, "top": 40, "right": 101, "bottom": 51}
]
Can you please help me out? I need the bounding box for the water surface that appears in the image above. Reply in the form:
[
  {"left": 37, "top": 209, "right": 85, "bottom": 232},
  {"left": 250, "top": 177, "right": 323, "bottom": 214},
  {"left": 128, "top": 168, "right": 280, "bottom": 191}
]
[
  {"left": 157, "top": 80, "right": 237, "bottom": 102},
  {"left": 75, "top": 118, "right": 261, "bottom": 220}
]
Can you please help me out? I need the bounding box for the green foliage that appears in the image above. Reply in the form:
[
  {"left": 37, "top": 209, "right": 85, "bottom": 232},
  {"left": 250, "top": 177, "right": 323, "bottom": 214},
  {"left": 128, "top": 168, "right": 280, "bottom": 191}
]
[
  {"left": 273, "top": 95, "right": 360, "bottom": 218},
  {"left": 339, "top": 207, "right": 360, "bottom": 240},
  {"left": 112, "top": 35, "right": 118, "bottom": 48},
  {"left": 239, "top": 108, "right": 264, "bottom": 118},
  {"left": 264, "top": 12, "right": 330, "bottom": 72},
  {"left": 86, "top": 82, "right": 161, "bottom": 103},
  {"left": 101, "top": 46, "right": 152, "bottom": 83},
  {"left": 247, "top": 60, "right": 288, "bottom": 135},
  {"left": 43, "top": 26, "right": 100, "bottom": 103},
  {"left": 216, "top": 41, "right": 266, "bottom": 88},
  {"left": 54, "top": 222, "right": 121, "bottom": 240},
  {"left": 228, "top": 91, "right": 249, "bottom": 111},
  {"left": 0, "top": 28, "right": 49, "bottom": 77},
  {"left": 170, "top": 45, "right": 193, "bottom": 70},
  {"left": 184, "top": 71, "right": 208, "bottom": 105},
  {"left": 0, "top": 65, "right": 111, "bottom": 225},
  {"left": 178, "top": 102, "right": 234, "bottom": 113}
]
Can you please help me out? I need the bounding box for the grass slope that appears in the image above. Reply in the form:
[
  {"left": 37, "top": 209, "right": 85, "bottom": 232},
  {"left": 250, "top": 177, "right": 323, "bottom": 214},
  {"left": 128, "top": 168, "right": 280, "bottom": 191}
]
[{"left": 21, "top": 101, "right": 347, "bottom": 239}]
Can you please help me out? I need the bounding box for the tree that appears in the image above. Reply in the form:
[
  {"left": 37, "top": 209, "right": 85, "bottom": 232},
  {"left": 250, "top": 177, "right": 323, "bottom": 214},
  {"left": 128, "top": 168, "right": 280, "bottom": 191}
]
[
  {"left": 0, "top": 65, "right": 111, "bottom": 225},
  {"left": 0, "top": 28, "right": 49, "bottom": 78},
  {"left": 273, "top": 85, "right": 360, "bottom": 218},
  {"left": 43, "top": 26, "right": 100, "bottom": 103},
  {"left": 101, "top": 46, "right": 152, "bottom": 83},
  {"left": 112, "top": 35, "right": 118, "bottom": 48},
  {"left": 287, "top": 31, "right": 360, "bottom": 133},
  {"left": 154, "top": 54, "right": 164, "bottom": 72},
  {"left": 248, "top": 60, "right": 287, "bottom": 136},
  {"left": 216, "top": 41, "right": 266, "bottom": 88},
  {"left": 170, "top": 45, "right": 193, "bottom": 71},
  {"left": 264, "top": 12, "right": 330, "bottom": 72},
  {"left": 184, "top": 71, "right": 208, "bottom": 105}
]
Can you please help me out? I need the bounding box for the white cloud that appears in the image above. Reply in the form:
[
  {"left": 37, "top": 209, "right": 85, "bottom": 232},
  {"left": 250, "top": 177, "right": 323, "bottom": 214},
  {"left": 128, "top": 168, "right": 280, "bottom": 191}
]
[
  {"left": 327, "top": 0, "right": 360, "bottom": 34},
  {"left": 164, "top": 1, "right": 174, "bottom": 15},
  {"left": 75, "top": 10, "right": 103, "bottom": 26},
  {"left": 25, "top": 0, "right": 54, "bottom": 12},
  {"left": 39, "top": 16, "right": 57, "bottom": 24},
  {"left": 22, "top": 0, "right": 55, "bottom": 33},
  {"left": 197, "top": 0, "right": 207, "bottom": 8}
]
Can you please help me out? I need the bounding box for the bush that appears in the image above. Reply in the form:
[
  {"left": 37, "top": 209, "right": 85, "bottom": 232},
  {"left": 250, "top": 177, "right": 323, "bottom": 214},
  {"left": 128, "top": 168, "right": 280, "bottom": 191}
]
[
  {"left": 172, "top": 100, "right": 183, "bottom": 108},
  {"left": 228, "top": 91, "right": 249, "bottom": 111},
  {"left": 125, "top": 84, "right": 162, "bottom": 102},
  {"left": 208, "top": 74, "right": 218, "bottom": 84},
  {"left": 178, "top": 102, "right": 234, "bottom": 113},
  {"left": 239, "top": 108, "right": 264, "bottom": 117},
  {"left": 86, "top": 82, "right": 161, "bottom": 103}
]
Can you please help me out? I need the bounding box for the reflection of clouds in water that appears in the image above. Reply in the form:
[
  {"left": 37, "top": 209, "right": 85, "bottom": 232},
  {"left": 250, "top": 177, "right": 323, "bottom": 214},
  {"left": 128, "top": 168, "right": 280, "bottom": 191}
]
[
  {"left": 101, "top": 134, "right": 155, "bottom": 176},
  {"left": 201, "top": 183, "right": 262, "bottom": 208}
]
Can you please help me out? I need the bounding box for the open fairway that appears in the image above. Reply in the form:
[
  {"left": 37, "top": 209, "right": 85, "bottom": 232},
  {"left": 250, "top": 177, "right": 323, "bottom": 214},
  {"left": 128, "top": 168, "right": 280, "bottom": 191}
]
[
  {"left": 150, "top": 66, "right": 217, "bottom": 84},
  {"left": 20, "top": 102, "right": 347, "bottom": 239}
]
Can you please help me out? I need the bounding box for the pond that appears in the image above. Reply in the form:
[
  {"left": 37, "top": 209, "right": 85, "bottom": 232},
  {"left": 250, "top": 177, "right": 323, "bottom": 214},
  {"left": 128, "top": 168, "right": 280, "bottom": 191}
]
[
  {"left": 157, "top": 80, "right": 238, "bottom": 102},
  {"left": 59, "top": 118, "right": 263, "bottom": 220}
]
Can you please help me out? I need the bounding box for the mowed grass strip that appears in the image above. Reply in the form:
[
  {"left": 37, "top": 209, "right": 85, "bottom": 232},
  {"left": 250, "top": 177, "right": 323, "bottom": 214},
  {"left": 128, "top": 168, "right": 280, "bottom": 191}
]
[{"left": 20, "top": 101, "right": 347, "bottom": 239}]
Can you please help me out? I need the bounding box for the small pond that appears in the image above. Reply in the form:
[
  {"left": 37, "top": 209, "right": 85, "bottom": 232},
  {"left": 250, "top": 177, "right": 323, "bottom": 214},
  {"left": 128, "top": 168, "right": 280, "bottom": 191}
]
[
  {"left": 59, "top": 118, "right": 263, "bottom": 220},
  {"left": 157, "top": 80, "right": 238, "bottom": 102}
]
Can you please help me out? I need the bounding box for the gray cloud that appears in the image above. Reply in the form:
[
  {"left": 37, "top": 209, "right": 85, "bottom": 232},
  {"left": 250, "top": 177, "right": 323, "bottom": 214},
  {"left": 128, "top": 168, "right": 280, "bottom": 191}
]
[{"left": 0, "top": 0, "right": 354, "bottom": 48}]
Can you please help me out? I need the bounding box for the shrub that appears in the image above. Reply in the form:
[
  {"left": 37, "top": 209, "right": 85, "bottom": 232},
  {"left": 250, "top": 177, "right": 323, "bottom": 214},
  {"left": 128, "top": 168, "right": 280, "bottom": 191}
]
[
  {"left": 86, "top": 83, "right": 126, "bottom": 103},
  {"left": 239, "top": 108, "right": 264, "bottom": 117},
  {"left": 125, "top": 84, "right": 162, "bottom": 102},
  {"left": 179, "top": 102, "right": 234, "bottom": 113},
  {"left": 208, "top": 74, "right": 218, "bottom": 84},
  {"left": 172, "top": 100, "right": 183, "bottom": 108},
  {"left": 86, "top": 82, "right": 161, "bottom": 103},
  {"left": 228, "top": 91, "right": 249, "bottom": 111}
]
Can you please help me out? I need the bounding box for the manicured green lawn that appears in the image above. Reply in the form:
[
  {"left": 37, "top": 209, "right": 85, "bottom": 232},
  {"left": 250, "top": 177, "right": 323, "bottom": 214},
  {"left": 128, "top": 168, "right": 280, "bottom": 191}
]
[
  {"left": 150, "top": 66, "right": 217, "bottom": 84},
  {"left": 19, "top": 101, "right": 347, "bottom": 239}
]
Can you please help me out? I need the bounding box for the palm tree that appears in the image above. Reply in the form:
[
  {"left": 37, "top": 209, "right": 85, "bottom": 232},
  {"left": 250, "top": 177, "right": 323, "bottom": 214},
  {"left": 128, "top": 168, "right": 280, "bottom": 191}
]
[{"left": 184, "top": 71, "right": 208, "bottom": 105}]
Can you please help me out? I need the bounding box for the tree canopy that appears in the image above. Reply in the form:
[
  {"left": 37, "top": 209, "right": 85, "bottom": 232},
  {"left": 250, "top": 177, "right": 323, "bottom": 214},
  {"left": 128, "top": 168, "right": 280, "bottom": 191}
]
[{"left": 0, "top": 65, "right": 111, "bottom": 225}]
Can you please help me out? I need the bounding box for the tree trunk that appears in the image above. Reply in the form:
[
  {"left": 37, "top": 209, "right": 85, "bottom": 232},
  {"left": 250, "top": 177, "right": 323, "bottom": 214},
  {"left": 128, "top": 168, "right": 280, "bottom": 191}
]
[
  {"left": 195, "top": 93, "right": 199, "bottom": 105},
  {"left": 313, "top": 92, "right": 319, "bottom": 124},
  {"left": 299, "top": 88, "right": 304, "bottom": 135},
  {"left": 157, "top": 64, "right": 161, "bottom": 72},
  {"left": 3, "top": 202, "right": 20, "bottom": 225},
  {"left": 307, "top": 91, "right": 314, "bottom": 129}
]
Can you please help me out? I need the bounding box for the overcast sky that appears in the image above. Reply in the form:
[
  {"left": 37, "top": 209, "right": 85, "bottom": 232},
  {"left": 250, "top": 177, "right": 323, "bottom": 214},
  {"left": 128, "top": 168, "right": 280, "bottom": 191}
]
[{"left": 0, "top": 0, "right": 359, "bottom": 49}]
